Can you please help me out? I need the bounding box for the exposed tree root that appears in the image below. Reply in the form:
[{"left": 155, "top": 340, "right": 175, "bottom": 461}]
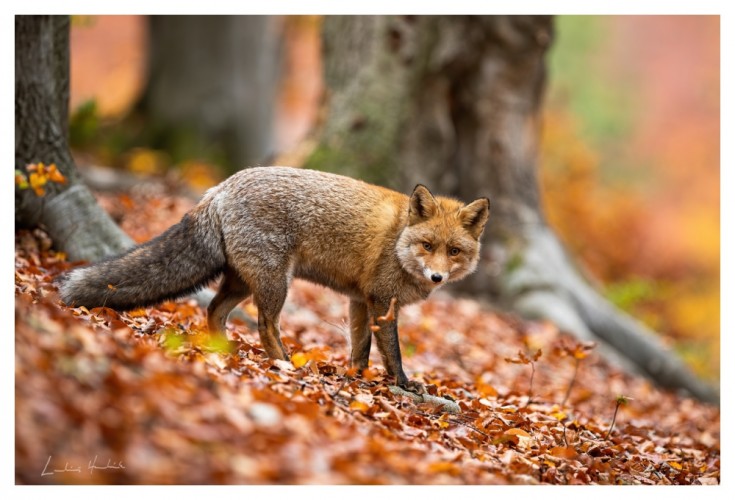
[{"left": 501, "top": 226, "right": 719, "bottom": 404}]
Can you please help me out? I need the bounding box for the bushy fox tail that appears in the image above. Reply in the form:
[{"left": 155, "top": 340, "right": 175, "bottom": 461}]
[{"left": 57, "top": 207, "right": 226, "bottom": 311}]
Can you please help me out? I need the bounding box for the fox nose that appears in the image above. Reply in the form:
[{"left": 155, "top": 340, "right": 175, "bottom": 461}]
[{"left": 431, "top": 273, "right": 443, "bottom": 283}]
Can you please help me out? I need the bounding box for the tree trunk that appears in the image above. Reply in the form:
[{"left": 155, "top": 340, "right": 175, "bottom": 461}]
[
  {"left": 15, "top": 15, "right": 132, "bottom": 262},
  {"left": 138, "top": 16, "right": 283, "bottom": 173},
  {"left": 305, "top": 15, "right": 718, "bottom": 404}
]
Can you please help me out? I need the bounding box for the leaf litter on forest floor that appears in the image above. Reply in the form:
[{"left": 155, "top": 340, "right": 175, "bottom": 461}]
[{"left": 14, "top": 189, "right": 720, "bottom": 485}]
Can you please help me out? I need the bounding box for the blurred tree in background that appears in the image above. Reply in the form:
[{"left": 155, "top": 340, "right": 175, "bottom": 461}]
[{"left": 137, "top": 16, "right": 282, "bottom": 174}]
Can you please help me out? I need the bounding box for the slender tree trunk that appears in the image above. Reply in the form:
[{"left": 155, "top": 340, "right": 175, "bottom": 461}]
[
  {"left": 305, "top": 15, "right": 717, "bottom": 404},
  {"left": 138, "top": 16, "right": 283, "bottom": 173},
  {"left": 15, "top": 15, "right": 132, "bottom": 262}
]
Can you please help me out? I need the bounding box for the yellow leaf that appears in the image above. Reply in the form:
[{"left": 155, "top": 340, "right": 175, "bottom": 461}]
[
  {"left": 29, "top": 172, "right": 47, "bottom": 196},
  {"left": 201, "top": 333, "right": 233, "bottom": 354},
  {"left": 162, "top": 334, "right": 186, "bottom": 353},
  {"left": 668, "top": 461, "right": 683, "bottom": 470},
  {"left": 291, "top": 352, "right": 308, "bottom": 368},
  {"left": 126, "top": 148, "right": 167, "bottom": 175}
]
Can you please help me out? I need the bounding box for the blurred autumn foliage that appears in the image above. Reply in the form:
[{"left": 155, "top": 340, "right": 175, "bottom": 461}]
[{"left": 541, "top": 16, "right": 719, "bottom": 380}]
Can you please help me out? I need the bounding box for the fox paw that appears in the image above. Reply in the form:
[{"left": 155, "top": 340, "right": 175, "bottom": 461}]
[{"left": 398, "top": 379, "right": 426, "bottom": 395}]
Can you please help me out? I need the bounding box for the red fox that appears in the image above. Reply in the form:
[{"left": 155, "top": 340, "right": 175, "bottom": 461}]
[{"left": 58, "top": 167, "right": 489, "bottom": 390}]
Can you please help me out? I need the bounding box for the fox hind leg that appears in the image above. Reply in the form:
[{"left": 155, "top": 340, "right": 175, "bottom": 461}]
[
  {"left": 207, "top": 267, "right": 252, "bottom": 335},
  {"left": 251, "top": 272, "right": 290, "bottom": 361}
]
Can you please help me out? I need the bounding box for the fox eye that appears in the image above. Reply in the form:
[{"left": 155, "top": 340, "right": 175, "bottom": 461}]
[
  {"left": 422, "top": 242, "right": 433, "bottom": 251},
  {"left": 449, "top": 247, "right": 461, "bottom": 256}
]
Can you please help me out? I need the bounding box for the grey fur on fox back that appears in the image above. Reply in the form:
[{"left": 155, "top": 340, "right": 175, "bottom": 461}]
[{"left": 58, "top": 167, "right": 490, "bottom": 390}]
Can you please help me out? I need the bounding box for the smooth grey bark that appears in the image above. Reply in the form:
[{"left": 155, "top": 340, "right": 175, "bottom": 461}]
[
  {"left": 305, "top": 15, "right": 718, "bottom": 404},
  {"left": 139, "top": 16, "right": 283, "bottom": 173},
  {"left": 15, "top": 15, "right": 132, "bottom": 261}
]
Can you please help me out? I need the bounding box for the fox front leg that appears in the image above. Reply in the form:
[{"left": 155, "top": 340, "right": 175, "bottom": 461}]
[
  {"left": 367, "top": 299, "right": 423, "bottom": 393},
  {"left": 349, "top": 299, "right": 371, "bottom": 370}
]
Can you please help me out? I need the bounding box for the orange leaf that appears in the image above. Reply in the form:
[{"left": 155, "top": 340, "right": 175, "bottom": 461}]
[
  {"left": 377, "top": 297, "right": 397, "bottom": 323},
  {"left": 46, "top": 163, "right": 66, "bottom": 184},
  {"left": 549, "top": 446, "right": 577, "bottom": 459},
  {"left": 427, "top": 461, "right": 460, "bottom": 475},
  {"left": 349, "top": 400, "right": 369, "bottom": 412},
  {"left": 306, "top": 347, "right": 329, "bottom": 363},
  {"left": 504, "top": 427, "right": 531, "bottom": 438},
  {"left": 477, "top": 381, "right": 498, "bottom": 398},
  {"left": 573, "top": 341, "right": 596, "bottom": 359}
]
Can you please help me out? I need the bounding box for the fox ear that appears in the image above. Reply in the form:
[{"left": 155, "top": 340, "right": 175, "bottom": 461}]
[
  {"left": 460, "top": 197, "right": 490, "bottom": 239},
  {"left": 408, "top": 184, "right": 438, "bottom": 225}
]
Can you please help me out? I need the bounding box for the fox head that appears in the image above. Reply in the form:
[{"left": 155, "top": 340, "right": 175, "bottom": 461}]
[{"left": 397, "top": 184, "right": 490, "bottom": 286}]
